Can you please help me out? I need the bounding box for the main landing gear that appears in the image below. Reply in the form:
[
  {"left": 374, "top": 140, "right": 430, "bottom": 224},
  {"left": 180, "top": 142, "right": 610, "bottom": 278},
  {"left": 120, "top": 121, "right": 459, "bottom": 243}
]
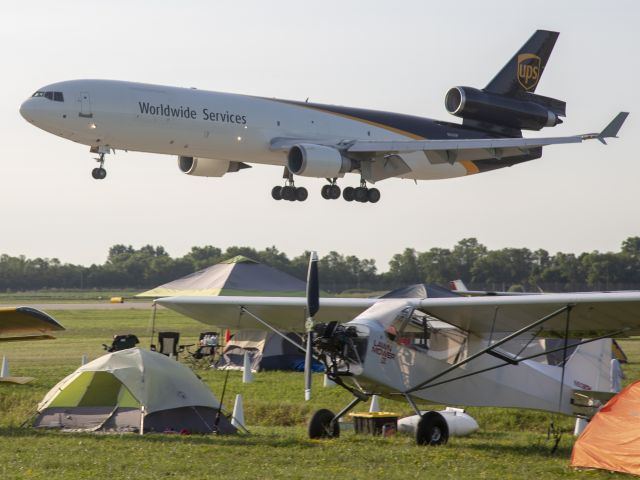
[
  {"left": 308, "top": 396, "right": 449, "bottom": 446},
  {"left": 321, "top": 180, "right": 341, "bottom": 200},
  {"left": 321, "top": 179, "right": 381, "bottom": 203},
  {"left": 342, "top": 180, "right": 380, "bottom": 204},
  {"left": 272, "top": 177, "right": 308, "bottom": 202},
  {"left": 270, "top": 172, "right": 382, "bottom": 203}
]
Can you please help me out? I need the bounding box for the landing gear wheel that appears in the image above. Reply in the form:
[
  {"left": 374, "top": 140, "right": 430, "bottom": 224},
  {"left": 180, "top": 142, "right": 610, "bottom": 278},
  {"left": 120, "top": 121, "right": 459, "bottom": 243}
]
[
  {"left": 354, "top": 187, "right": 368, "bottom": 203},
  {"left": 308, "top": 409, "right": 340, "bottom": 439},
  {"left": 367, "top": 188, "right": 380, "bottom": 203},
  {"left": 329, "top": 185, "right": 341, "bottom": 199},
  {"left": 321, "top": 185, "right": 331, "bottom": 199},
  {"left": 91, "top": 167, "right": 107, "bottom": 180},
  {"left": 282, "top": 186, "right": 296, "bottom": 201},
  {"left": 295, "top": 187, "right": 308, "bottom": 202},
  {"left": 415, "top": 411, "right": 449, "bottom": 446},
  {"left": 342, "top": 187, "right": 355, "bottom": 202},
  {"left": 271, "top": 186, "right": 283, "bottom": 200}
]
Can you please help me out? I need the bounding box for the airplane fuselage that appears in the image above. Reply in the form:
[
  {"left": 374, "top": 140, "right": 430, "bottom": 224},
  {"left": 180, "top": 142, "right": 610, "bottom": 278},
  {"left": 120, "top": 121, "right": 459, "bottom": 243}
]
[
  {"left": 327, "top": 303, "right": 611, "bottom": 416},
  {"left": 19, "top": 79, "right": 536, "bottom": 182}
]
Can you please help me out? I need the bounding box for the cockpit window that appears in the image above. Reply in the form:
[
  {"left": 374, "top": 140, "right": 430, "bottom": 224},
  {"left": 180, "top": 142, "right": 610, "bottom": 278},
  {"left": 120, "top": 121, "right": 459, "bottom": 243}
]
[{"left": 31, "top": 91, "right": 64, "bottom": 102}]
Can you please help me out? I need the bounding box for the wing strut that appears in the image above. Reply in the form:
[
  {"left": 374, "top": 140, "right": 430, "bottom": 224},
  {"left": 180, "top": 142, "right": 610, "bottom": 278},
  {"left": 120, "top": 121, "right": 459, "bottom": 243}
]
[
  {"left": 396, "top": 328, "right": 629, "bottom": 393},
  {"left": 404, "top": 305, "right": 572, "bottom": 394},
  {"left": 557, "top": 306, "right": 572, "bottom": 413},
  {"left": 239, "top": 306, "right": 306, "bottom": 353}
]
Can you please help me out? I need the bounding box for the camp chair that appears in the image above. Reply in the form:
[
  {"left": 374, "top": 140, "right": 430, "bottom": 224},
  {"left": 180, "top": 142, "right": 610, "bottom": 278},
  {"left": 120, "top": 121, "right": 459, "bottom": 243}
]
[
  {"left": 150, "top": 331, "right": 184, "bottom": 358},
  {"left": 185, "top": 332, "right": 219, "bottom": 369},
  {"left": 103, "top": 334, "right": 140, "bottom": 352}
]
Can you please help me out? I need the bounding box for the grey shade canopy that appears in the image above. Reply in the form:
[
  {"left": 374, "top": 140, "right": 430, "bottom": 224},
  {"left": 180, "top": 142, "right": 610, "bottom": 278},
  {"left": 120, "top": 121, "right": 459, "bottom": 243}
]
[{"left": 137, "top": 255, "right": 307, "bottom": 298}]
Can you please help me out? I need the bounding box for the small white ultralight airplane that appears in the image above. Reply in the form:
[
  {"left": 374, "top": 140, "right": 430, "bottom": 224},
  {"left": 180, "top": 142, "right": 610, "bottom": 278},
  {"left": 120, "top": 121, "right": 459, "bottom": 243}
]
[
  {"left": 157, "top": 254, "right": 640, "bottom": 445},
  {"left": 19, "top": 30, "right": 628, "bottom": 203}
]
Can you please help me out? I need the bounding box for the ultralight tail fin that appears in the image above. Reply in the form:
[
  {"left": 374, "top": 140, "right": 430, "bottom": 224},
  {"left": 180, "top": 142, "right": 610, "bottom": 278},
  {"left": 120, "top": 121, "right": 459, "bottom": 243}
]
[{"left": 485, "top": 30, "right": 559, "bottom": 97}]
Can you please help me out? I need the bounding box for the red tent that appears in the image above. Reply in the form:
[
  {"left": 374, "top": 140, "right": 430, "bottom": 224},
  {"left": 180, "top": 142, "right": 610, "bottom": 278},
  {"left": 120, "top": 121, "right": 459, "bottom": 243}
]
[{"left": 572, "top": 380, "right": 640, "bottom": 475}]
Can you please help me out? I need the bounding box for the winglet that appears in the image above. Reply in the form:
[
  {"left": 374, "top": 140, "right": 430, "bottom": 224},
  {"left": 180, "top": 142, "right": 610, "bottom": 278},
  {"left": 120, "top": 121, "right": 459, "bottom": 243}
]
[{"left": 597, "top": 112, "right": 629, "bottom": 144}]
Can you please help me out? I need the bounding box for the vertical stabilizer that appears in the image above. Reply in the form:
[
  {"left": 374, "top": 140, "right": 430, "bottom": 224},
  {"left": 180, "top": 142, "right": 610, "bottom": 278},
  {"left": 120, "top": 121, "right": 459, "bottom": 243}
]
[{"left": 485, "top": 30, "right": 559, "bottom": 96}]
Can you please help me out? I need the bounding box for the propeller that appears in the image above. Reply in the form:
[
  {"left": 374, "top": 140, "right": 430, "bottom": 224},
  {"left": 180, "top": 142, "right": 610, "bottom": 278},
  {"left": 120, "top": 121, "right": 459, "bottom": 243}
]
[{"left": 304, "top": 251, "right": 319, "bottom": 401}]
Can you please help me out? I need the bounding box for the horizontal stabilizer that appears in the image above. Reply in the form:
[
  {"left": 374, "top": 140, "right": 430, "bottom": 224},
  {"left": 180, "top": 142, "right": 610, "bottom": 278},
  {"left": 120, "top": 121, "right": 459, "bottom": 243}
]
[{"left": 597, "top": 112, "right": 629, "bottom": 144}]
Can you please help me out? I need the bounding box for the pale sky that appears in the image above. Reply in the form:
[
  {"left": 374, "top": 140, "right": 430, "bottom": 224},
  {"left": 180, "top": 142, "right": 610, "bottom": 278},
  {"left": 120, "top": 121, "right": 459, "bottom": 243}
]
[{"left": 2, "top": 0, "right": 639, "bottom": 271}]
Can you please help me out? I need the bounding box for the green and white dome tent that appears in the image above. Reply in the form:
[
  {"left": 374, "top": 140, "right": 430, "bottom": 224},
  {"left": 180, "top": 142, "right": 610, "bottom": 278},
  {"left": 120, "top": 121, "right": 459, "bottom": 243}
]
[{"left": 33, "top": 348, "right": 235, "bottom": 434}]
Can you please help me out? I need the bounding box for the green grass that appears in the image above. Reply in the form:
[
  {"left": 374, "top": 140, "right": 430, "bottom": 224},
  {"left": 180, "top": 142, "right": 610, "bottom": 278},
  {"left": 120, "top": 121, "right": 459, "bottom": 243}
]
[
  {"left": 0, "top": 308, "right": 636, "bottom": 479},
  {"left": 0, "top": 289, "right": 146, "bottom": 303}
]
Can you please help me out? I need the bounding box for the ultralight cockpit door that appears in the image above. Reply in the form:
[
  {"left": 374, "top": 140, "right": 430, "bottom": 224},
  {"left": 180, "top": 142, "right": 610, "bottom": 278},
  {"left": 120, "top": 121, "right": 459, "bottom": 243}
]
[{"left": 79, "top": 92, "right": 92, "bottom": 118}]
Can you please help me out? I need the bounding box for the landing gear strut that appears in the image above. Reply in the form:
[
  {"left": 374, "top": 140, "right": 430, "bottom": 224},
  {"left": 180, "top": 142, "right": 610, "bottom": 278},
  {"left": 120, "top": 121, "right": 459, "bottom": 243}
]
[
  {"left": 272, "top": 168, "right": 307, "bottom": 202},
  {"left": 343, "top": 180, "right": 380, "bottom": 203},
  {"left": 91, "top": 152, "right": 107, "bottom": 180}
]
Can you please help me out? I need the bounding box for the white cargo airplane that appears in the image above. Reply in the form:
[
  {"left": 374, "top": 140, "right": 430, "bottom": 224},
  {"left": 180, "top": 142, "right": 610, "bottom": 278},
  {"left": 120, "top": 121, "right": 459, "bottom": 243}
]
[
  {"left": 157, "top": 254, "right": 640, "bottom": 445},
  {"left": 20, "top": 30, "right": 627, "bottom": 203}
]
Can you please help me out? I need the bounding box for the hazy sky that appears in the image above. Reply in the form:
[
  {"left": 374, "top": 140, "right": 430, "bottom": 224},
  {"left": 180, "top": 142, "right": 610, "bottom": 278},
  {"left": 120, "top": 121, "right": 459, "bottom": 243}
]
[{"left": 2, "top": 0, "right": 639, "bottom": 271}]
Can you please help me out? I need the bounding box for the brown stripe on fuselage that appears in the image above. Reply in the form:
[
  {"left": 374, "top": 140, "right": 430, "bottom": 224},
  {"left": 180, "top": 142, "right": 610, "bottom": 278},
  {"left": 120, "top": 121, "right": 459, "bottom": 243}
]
[{"left": 266, "top": 98, "right": 540, "bottom": 175}]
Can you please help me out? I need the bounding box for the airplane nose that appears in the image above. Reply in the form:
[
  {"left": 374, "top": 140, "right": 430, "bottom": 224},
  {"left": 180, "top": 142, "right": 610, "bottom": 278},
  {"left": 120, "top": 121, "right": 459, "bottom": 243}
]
[{"left": 19, "top": 99, "right": 34, "bottom": 121}]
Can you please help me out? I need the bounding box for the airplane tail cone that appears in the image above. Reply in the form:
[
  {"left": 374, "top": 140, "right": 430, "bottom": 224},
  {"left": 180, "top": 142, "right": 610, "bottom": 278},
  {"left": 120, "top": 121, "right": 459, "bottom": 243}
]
[
  {"left": 0, "top": 356, "right": 9, "bottom": 377},
  {"left": 231, "top": 394, "right": 245, "bottom": 428},
  {"left": 369, "top": 394, "right": 381, "bottom": 413},
  {"left": 242, "top": 351, "right": 253, "bottom": 383}
]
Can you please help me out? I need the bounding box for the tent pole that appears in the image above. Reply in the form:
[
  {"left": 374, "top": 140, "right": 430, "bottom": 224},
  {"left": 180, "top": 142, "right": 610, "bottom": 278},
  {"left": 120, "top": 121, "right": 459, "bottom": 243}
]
[
  {"left": 140, "top": 405, "right": 144, "bottom": 435},
  {"left": 148, "top": 303, "right": 157, "bottom": 348}
]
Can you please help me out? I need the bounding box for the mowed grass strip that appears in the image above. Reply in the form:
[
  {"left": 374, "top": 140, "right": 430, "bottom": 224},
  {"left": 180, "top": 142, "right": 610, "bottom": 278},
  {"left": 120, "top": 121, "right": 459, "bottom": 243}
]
[{"left": 0, "top": 308, "right": 636, "bottom": 479}]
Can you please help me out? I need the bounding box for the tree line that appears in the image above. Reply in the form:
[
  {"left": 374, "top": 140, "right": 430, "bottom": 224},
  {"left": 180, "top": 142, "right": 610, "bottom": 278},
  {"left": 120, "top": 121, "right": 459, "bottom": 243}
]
[{"left": 1, "top": 237, "right": 640, "bottom": 293}]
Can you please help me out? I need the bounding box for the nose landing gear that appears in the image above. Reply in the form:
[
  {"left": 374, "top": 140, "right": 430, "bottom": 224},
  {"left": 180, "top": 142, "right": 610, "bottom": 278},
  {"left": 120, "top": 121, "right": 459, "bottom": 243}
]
[{"left": 90, "top": 146, "right": 110, "bottom": 180}]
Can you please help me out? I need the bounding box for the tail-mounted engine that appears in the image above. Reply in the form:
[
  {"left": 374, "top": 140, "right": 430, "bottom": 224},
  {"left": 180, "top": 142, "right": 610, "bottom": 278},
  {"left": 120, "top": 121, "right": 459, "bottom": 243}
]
[{"left": 445, "top": 86, "right": 566, "bottom": 134}]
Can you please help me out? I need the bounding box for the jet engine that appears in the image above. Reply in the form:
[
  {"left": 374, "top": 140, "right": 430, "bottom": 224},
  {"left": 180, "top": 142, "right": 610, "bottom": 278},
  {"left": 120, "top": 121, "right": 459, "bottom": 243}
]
[
  {"left": 287, "top": 144, "right": 352, "bottom": 178},
  {"left": 445, "top": 86, "right": 564, "bottom": 132},
  {"left": 178, "top": 156, "right": 250, "bottom": 177}
]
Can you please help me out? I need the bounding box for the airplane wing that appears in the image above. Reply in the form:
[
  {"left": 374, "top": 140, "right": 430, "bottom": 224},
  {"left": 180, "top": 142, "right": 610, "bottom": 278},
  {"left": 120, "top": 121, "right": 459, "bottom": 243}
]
[
  {"left": 156, "top": 296, "right": 378, "bottom": 331},
  {"left": 416, "top": 291, "right": 640, "bottom": 337},
  {"left": 271, "top": 112, "right": 628, "bottom": 169},
  {"left": 347, "top": 112, "right": 629, "bottom": 164},
  {"left": 159, "top": 290, "right": 640, "bottom": 337},
  {"left": 0, "top": 307, "right": 65, "bottom": 342}
]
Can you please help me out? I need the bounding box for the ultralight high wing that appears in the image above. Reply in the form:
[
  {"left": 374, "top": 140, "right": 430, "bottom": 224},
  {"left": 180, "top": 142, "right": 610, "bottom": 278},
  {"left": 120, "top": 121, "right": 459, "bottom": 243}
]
[
  {"left": 19, "top": 30, "right": 628, "bottom": 204},
  {"left": 0, "top": 306, "right": 65, "bottom": 384},
  {"left": 156, "top": 256, "right": 640, "bottom": 445},
  {"left": 0, "top": 306, "right": 65, "bottom": 342}
]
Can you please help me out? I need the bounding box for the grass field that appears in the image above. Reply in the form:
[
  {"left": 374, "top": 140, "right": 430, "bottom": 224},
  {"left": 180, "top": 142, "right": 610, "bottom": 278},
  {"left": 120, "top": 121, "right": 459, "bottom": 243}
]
[{"left": 0, "top": 307, "right": 636, "bottom": 479}]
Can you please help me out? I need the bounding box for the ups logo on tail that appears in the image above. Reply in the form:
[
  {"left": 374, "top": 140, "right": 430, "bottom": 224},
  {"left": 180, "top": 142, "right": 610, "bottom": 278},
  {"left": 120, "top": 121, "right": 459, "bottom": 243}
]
[{"left": 517, "top": 53, "right": 541, "bottom": 90}]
